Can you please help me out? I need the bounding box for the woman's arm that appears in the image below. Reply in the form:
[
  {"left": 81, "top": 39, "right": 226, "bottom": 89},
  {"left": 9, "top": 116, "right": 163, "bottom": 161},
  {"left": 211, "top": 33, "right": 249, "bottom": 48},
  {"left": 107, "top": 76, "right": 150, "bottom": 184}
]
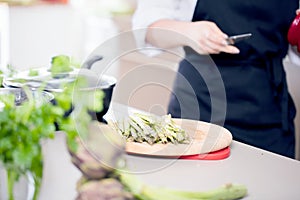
[
  {"left": 132, "top": 0, "right": 239, "bottom": 56},
  {"left": 146, "top": 19, "right": 240, "bottom": 55},
  {"left": 132, "top": 0, "right": 192, "bottom": 56}
]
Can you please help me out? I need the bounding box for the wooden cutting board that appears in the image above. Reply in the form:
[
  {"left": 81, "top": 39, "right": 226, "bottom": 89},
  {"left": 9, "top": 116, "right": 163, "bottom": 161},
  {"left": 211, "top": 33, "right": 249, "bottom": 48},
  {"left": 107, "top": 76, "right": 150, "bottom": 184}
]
[{"left": 125, "top": 118, "right": 232, "bottom": 157}]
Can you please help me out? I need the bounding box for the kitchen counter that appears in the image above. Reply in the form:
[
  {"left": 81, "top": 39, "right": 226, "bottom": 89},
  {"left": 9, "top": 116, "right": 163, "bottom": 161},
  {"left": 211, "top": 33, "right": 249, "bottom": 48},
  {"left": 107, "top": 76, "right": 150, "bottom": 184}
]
[
  {"left": 125, "top": 142, "right": 300, "bottom": 199},
  {"left": 34, "top": 103, "right": 300, "bottom": 200},
  {"left": 36, "top": 132, "right": 300, "bottom": 200}
]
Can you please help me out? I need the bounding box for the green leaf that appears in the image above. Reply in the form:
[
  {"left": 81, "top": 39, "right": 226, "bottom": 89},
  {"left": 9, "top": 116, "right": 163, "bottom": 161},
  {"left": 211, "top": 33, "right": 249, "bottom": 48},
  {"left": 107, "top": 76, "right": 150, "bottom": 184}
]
[
  {"left": 28, "top": 69, "right": 39, "bottom": 76},
  {"left": 50, "top": 55, "right": 73, "bottom": 75}
]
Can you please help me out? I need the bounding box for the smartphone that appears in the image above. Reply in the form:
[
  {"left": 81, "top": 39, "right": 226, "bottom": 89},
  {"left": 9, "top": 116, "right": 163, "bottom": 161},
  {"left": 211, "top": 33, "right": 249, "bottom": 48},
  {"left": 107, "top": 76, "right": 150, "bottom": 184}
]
[{"left": 226, "top": 33, "right": 252, "bottom": 45}]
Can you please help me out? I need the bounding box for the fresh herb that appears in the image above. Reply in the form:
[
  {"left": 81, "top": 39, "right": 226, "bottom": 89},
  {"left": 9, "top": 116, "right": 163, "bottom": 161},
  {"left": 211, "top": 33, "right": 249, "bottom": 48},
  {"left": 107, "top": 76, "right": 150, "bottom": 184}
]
[
  {"left": 0, "top": 78, "right": 104, "bottom": 200},
  {"left": 28, "top": 69, "right": 39, "bottom": 76},
  {"left": 50, "top": 55, "right": 73, "bottom": 77},
  {"left": 110, "top": 113, "right": 190, "bottom": 145}
]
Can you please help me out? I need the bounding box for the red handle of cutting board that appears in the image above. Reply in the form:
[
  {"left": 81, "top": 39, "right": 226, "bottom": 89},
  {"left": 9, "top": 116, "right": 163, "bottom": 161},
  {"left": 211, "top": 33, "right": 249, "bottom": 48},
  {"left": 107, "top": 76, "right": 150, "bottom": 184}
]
[{"left": 179, "top": 146, "right": 230, "bottom": 160}]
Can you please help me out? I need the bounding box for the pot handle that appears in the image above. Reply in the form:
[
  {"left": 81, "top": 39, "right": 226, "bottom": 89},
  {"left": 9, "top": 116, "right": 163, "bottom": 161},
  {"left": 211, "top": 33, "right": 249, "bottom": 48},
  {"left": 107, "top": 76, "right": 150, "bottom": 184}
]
[{"left": 81, "top": 55, "right": 103, "bottom": 69}]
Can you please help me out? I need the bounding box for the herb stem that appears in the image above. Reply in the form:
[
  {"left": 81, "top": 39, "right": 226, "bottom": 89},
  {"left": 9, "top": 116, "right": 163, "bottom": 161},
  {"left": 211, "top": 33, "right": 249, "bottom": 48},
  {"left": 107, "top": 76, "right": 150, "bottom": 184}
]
[
  {"left": 32, "top": 176, "right": 41, "bottom": 200},
  {"left": 7, "top": 169, "right": 17, "bottom": 200}
]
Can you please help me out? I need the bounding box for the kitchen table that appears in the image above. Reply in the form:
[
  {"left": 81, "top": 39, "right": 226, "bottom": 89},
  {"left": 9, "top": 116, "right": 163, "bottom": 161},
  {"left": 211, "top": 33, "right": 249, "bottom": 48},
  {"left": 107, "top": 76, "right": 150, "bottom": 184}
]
[{"left": 2, "top": 104, "right": 300, "bottom": 200}]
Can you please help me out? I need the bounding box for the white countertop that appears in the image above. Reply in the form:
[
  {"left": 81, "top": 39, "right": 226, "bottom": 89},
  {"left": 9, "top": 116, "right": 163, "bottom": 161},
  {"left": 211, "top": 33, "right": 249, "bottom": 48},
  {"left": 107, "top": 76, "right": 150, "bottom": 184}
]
[
  {"left": 35, "top": 101, "right": 300, "bottom": 200},
  {"left": 125, "top": 141, "right": 300, "bottom": 199},
  {"left": 36, "top": 132, "right": 300, "bottom": 200}
]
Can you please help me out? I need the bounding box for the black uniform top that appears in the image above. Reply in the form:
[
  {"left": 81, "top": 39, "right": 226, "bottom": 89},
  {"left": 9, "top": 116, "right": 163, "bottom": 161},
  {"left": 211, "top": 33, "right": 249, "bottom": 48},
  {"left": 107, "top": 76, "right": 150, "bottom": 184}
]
[{"left": 168, "top": 0, "right": 298, "bottom": 158}]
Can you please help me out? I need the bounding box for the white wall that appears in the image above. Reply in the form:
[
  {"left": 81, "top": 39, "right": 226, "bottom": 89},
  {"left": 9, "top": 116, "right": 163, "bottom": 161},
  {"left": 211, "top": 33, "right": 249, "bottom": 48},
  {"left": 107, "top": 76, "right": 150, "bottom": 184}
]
[{"left": 9, "top": 4, "right": 84, "bottom": 70}]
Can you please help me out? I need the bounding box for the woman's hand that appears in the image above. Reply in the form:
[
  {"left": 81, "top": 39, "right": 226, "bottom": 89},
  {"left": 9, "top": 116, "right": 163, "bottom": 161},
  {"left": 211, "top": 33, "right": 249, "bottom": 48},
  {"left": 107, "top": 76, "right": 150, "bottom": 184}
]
[
  {"left": 184, "top": 21, "right": 240, "bottom": 55},
  {"left": 296, "top": 9, "right": 300, "bottom": 15}
]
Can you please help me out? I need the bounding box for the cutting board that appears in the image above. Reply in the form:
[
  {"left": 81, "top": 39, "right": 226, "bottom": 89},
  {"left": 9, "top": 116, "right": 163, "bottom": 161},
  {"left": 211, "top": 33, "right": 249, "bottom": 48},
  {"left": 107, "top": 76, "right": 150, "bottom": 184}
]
[
  {"left": 179, "top": 146, "right": 231, "bottom": 160},
  {"left": 125, "top": 118, "right": 232, "bottom": 158}
]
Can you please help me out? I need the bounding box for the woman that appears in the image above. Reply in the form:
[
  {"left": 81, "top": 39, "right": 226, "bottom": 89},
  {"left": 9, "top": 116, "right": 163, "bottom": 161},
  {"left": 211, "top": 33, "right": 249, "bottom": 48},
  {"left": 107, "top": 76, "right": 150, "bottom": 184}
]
[{"left": 132, "top": 0, "right": 300, "bottom": 158}]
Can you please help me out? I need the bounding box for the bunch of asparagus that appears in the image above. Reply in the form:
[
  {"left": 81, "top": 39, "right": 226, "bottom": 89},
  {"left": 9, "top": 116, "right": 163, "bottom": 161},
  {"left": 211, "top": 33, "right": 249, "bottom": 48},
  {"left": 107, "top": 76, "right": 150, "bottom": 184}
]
[
  {"left": 69, "top": 122, "right": 248, "bottom": 200},
  {"left": 110, "top": 113, "right": 190, "bottom": 145}
]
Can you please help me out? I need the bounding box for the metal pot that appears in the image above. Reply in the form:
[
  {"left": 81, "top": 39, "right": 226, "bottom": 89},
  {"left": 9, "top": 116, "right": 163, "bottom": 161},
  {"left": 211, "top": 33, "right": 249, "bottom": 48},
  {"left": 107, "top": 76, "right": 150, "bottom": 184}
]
[
  {"left": 0, "top": 87, "right": 54, "bottom": 110},
  {"left": 76, "top": 72, "right": 116, "bottom": 123},
  {"left": 2, "top": 55, "right": 116, "bottom": 122},
  {"left": 76, "top": 55, "right": 116, "bottom": 122}
]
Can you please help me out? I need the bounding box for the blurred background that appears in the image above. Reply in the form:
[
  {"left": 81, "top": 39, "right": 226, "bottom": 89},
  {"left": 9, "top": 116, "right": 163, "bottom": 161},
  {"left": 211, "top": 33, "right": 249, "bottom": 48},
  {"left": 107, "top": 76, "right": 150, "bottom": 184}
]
[
  {"left": 1, "top": 0, "right": 300, "bottom": 159},
  {"left": 0, "top": 0, "right": 182, "bottom": 116}
]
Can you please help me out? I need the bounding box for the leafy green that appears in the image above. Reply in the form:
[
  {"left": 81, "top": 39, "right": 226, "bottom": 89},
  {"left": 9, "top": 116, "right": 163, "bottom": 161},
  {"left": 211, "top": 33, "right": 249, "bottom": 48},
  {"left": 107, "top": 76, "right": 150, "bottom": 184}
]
[
  {"left": 50, "top": 55, "right": 73, "bottom": 76},
  {"left": 28, "top": 69, "right": 39, "bottom": 76}
]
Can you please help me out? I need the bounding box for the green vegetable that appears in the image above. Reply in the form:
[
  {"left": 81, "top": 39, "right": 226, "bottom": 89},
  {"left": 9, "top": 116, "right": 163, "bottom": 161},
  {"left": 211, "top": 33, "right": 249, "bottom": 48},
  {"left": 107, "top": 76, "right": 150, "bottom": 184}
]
[
  {"left": 110, "top": 113, "right": 190, "bottom": 145},
  {"left": 0, "top": 88, "right": 60, "bottom": 200},
  {"left": 0, "top": 78, "right": 104, "bottom": 200},
  {"left": 28, "top": 69, "right": 39, "bottom": 76},
  {"left": 50, "top": 55, "right": 73, "bottom": 77},
  {"left": 119, "top": 172, "right": 247, "bottom": 200}
]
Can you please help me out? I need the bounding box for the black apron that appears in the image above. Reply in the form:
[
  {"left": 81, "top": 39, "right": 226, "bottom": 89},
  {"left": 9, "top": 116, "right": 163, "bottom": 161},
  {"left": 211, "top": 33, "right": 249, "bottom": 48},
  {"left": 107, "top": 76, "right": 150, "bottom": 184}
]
[{"left": 168, "top": 0, "right": 298, "bottom": 158}]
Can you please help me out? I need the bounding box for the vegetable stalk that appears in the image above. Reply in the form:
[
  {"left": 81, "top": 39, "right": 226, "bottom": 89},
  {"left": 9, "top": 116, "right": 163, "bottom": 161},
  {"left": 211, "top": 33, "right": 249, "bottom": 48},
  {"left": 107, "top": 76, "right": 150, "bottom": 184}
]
[
  {"left": 7, "top": 169, "right": 17, "bottom": 200},
  {"left": 119, "top": 171, "right": 247, "bottom": 200}
]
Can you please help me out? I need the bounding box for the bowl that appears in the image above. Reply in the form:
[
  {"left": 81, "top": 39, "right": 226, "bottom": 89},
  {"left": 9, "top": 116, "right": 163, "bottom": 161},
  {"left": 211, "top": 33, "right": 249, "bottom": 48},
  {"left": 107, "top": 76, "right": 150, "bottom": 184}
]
[
  {"left": 288, "top": 13, "right": 300, "bottom": 52},
  {"left": 0, "top": 88, "right": 54, "bottom": 110}
]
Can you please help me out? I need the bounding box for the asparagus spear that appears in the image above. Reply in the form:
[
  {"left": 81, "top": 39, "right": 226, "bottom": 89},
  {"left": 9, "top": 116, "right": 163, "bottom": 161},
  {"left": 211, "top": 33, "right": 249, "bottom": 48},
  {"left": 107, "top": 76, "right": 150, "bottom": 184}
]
[{"left": 119, "top": 172, "right": 247, "bottom": 200}]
